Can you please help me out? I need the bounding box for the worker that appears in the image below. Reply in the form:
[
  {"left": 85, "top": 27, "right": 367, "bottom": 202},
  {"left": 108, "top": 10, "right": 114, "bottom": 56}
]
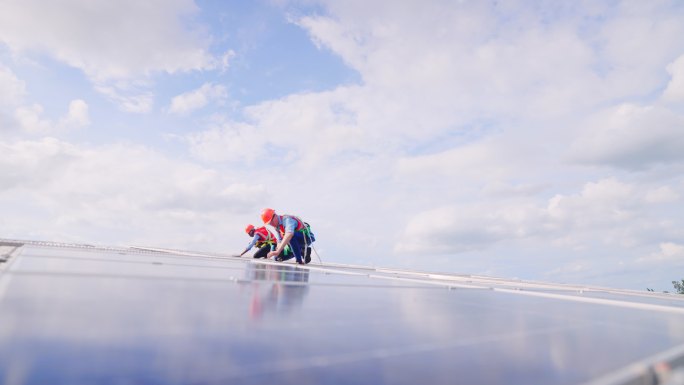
[
  {"left": 261, "top": 208, "right": 315, "bottom": 265},
  {"left": 239, "top": 224, "right": 277, "bottom": 259}
]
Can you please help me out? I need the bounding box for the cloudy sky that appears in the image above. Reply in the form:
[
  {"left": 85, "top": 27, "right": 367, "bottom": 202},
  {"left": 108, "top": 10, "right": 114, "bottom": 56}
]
[{"left": 1, "top": 0, "right": 683, "bottom": 291}]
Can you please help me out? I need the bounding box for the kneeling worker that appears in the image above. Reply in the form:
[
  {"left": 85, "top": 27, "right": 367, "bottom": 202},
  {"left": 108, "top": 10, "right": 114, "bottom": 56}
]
[
  {"left": 262, "top": 208, "right": 314, "bottom": 265},
  {"left": 239, "top": 224, "right": 277, "bottom": 259}
]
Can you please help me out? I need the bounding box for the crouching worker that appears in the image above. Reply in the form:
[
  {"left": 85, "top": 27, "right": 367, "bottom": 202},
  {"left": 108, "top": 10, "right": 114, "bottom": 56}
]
[
  {"left": 239, "top": 224, "right": 277, "bottom": 259},
  {"left": 262, "top": 208, "right": 315, "bottom": 265}
]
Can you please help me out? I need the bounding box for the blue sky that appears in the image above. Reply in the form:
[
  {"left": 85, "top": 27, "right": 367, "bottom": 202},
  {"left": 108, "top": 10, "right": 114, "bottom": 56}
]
[{"left": 1, "top": 0, "right": 684, "bottom": 292}]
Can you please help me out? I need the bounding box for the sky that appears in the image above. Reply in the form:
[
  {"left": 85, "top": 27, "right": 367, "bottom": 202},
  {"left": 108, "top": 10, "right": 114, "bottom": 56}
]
[{"left": 1, "top": 0, "right": 683, "bottom": 292}]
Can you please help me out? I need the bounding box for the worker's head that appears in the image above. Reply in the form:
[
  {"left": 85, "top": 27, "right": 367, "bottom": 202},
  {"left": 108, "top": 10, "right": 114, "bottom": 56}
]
[
  {"left": 260, "top": 208, "right": 276, "bottom": 225},
  {"left": 245, "top": 224, "right": 255, "bottom": 237}
]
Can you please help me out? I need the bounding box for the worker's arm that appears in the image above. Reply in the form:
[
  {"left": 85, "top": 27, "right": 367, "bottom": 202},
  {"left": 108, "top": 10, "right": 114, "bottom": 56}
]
[
  {"left": 239, "top": 235, "right": 259, "bottom": 257},
  {"left": 268, "top": 231, "right": 293, "bottom": 258}
]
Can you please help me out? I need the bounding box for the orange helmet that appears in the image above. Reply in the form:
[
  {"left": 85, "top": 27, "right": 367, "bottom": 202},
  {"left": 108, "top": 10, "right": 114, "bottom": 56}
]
[
  {"left": 261, "top": 208, "right": 275, "bottom": 224},
  {"left": 245, "top": 224, "right": 255, "bottom": 235}
]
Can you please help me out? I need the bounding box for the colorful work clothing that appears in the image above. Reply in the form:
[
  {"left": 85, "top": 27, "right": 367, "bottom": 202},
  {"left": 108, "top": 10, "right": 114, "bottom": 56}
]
[
  {"left": 253, "top": 227, "right": 277, "bottom": 247},
  {"left": 274, "top": 215, "right": 315, "bottom": 243},
  {"left": 243, "top": 227, "right": 277, "bottom": 257},
  {"left": 272, "top": 214, "right": 315, "bottom": 264}
]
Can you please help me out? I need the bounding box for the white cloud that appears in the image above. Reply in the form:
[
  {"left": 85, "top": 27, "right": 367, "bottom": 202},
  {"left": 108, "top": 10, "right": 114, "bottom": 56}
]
[
  {"left": 394, "top": 202, "right": 545, "bottom": 254},
  {"left": 219, "top": 50, "right": 236, "bottom": 72},
  {"left": 63, "top": 99, "right": 90, "bottom": 127},
  {"left": 663, "top": 54, "right": 684, "bottom": 103},
  {"left": 597, "top": 2, "right": 684, "bottom": 97},
  {"left": 186, "top": 1, "right": 684, "bottom": 174},
  {"left": 395, "top": 136, "right": 534, "bottom": 183},
  {"left": 295, "top": 1, "right": 684, "bottom": 125},
  {"left": 636, "top": 242, "right": 684, "bottom": 264},
  {"left": 0, "top": 137, "right": 78, "bottom": 190},
  {"left": 570, "top": 104, "right": 684, "bottom": 170},
  {"left": 644, "top": 186, "right": 679, "bottom": 204},
  {"left": 0, "top": 137, "right": 268, "bottom": 250},
  {"left": 545, "top": 179, "right": 641, "bottom": 245},
  {"left": 0, "top": 0, "right": 221, "bottom": 112},
  {"left": 545, "top": 262, "right": 587, "bottom": 277},
  {"left": 243, "top": 89, "right": 364, "bottom": 158},
  {"left": 0, "top": 0, "right": 216, "bottom": 81},
  {"left": 481, "top": 182, "right": 548, "bottom": 198},
  {"left": 14, "top": 104, "right": 53, "bottom": 134},
  {"left": 186, "top": 121, "right": 264, "bottom": 163},
  {"left": 396, "top": 178, "right": 684, "bottom": 255},
  {"left": 94, "top": 84, "right": 154, "bottom": 114},
  {"left": 0, "top": 64, "right": 25, "bottom": 107},
  {"left": 186, "top": 87, "right": 366, "bottom": 166},
  {"left": 544, "top": 178, "right": 683, "bottom": 248},
  {"left": 168, "top": 83, "right": 227, "bottom": 115},
  {"left": 14, "top": 99, "right": 90, "bottom": 134}
]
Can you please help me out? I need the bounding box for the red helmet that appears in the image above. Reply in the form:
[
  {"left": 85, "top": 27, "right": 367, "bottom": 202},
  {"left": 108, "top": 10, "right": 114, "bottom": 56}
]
[
  {"left": 245, "top": 224, "right": 255, "bottom": 235},
  {"left": 261, "top": 208, "right": 275, "bottom": 224}
]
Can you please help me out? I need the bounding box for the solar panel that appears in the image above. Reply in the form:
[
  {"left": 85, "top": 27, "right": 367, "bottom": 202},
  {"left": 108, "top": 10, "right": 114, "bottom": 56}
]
[{"left": 1, "top": 239, "right": 683, "bottom": 384}]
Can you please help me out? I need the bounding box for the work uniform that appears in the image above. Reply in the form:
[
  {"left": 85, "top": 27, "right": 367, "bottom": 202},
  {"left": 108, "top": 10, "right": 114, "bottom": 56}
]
[
  {"left": 272, "top": 214, "right": 315, "bottom": 264},
  {"left": 243, "top": 227, "right": 277, "bottom": 259}
]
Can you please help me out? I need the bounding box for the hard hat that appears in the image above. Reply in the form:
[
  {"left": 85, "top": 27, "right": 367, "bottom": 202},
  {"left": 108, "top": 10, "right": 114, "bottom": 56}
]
[
  {"left": 245, "top": 224, "right": 255, "bottom": 235},
  {"left": 261, "top": 208, "right": 275, "bottom": 224}
]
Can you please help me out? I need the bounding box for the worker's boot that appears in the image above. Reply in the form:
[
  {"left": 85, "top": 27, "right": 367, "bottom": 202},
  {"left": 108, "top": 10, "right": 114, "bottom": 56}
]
[{"left": 305, "top": 247, "right": 312, "bottom": 264}]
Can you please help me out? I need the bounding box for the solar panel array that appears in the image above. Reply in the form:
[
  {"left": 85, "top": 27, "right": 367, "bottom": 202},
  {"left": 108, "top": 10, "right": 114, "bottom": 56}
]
[{"left": 1, "top": 239, "right": 683, "bottom": 385}]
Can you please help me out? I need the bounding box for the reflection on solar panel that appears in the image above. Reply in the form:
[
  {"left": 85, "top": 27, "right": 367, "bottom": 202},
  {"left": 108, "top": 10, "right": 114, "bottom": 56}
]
[{"left": 1, "top": 239, "right": 683, "bottom": 385}]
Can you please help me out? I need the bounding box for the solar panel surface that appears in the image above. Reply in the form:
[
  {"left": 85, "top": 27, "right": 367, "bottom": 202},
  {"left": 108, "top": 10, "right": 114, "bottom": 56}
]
[{"left": 1, "top": 240, "right": 683, "bottom": 385}]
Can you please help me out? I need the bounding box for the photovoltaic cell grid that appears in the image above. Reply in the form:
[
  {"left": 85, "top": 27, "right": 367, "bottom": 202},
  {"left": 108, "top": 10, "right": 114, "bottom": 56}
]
[{"left": 0, "top": 239, "right": 683, "bottom": 385}]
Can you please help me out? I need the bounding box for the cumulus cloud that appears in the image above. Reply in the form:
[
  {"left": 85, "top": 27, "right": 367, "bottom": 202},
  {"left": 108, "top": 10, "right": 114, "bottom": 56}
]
[
  {"left": 662, "top": 54, "right": 684, "bottom": 103},
  {"left": 396, "top": 178, "right": 683, "bottom": 255},
  {"left": 0, "top": 65, "right": 26, "bottom": 107},
  {"left": 0, "top": 137, "right": 78, "bottom": 190},
  {"left": 185, "top": 0, "right": 684, "bottom": 188},
  {"left": 14, "top": 104, "right": 53, "bottom": 134},
  {"left": 168, "top": 83, "right": 228, "bottom": 115},
  {"left": 186, "top": 121, "right": 264, "bottom": 164},
  {"left": 636, "top": 242, "right": 684, "bottom": 264},
  {"left": 295, "top": 1, "right": 684, "bottom": 125},
  {"left": 597, "top": 1, "right": 684, "bottom": 97},
  {"left": 395, "top": 136, "right": 535, "bottom": 183},
  {"left": 0, "top": 137, "right": 268, "bottom": 249},
  {"left": 567, "top": 46, "right": 684, "bottom": 171},
  {"left": 533, "top": 179, "right": 681, "bottom": 248},
  {"left": 644, "top": 186, "right": 679, "bottom": 204},
  {"left": 186, "top": 87, "right": 365, "bottom": 166},
  {"left": 219, "top": 50, "right": 236, "bottom": 72},
  {"left": 0, "top": 0, "right": 216, "bottom": 81},
  {"left": 546, "top": 178, "right": 638, "bottom": 225},
  {"left": 394, "top": 202, "right": 545, "bottom": 254},
  {"left": 186, "top": 1, "right": 684, "bottom": 174},
  {"left": 63, "top": 99, "right": 90, "bottom": 127},
  {"left": 14, "top": 99, "right": 90, "bottom": 134},
  {"left": 570, "top": 104, "right": 684, "bottom": 170},
  {"left": 0, "top": 0, "right": 220, "bottom": 112},
  {"left": 244, "top": 89, "right": 364, "bottom": 157}
]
